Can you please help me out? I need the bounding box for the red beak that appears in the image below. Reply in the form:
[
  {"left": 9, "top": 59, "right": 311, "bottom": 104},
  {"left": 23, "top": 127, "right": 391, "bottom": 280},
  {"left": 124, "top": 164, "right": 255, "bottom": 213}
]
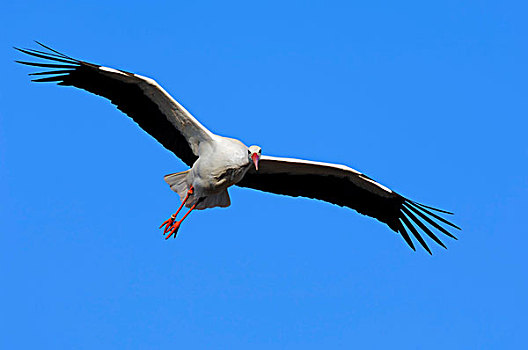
[{"left": 251, "top": 153, "right": 260, "bottom": 171}]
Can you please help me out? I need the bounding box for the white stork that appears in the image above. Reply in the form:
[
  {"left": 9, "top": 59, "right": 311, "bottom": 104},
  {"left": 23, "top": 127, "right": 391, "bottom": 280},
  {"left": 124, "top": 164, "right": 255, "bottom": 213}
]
[{"left": 15, "top": 42, "right": 460, "bottom": 254}]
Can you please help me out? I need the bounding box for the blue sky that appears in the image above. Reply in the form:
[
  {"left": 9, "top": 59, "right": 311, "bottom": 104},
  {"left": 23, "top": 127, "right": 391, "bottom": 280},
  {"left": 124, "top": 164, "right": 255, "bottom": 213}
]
[{"left": 1, "top": 1, "right": 527, "bottom": 348}]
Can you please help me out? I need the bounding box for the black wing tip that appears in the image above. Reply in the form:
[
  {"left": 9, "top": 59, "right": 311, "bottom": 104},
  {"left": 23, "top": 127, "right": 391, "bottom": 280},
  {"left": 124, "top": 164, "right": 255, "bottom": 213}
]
[
  {"left": 15, "top": 60, "right": 76, "bottom": 69},
  {"left": 406, "top": 200, "right": 461, "bottom": 231},
  {"left": 15, "top": 43, "right": 82, "bottom": 84},
  {"left": 394, "top": 198, "right": 461, "bottom": 254},
  {"left": 35, "top": 40, "right": 52, "bottom": 49},
  {"left": 400, "top": 214, "right": 432, "bottom": 254},
  {"left": 34, "top": 41, "right": 74, "bottom": 59},
  {"left": 409, "top": 199, "right": 455, "bottom": 215},
  {"left": 30, "top": 75, "right": 69, "bottom": 83},
  {"left": 15, "top": 41, "right": 80, "bottom": 65},
  {"left": 397, "top": 220, "right": 416, "bottom": 252},
  {"left": 401, "top": 206, "right": 448, "bottom": 250}
]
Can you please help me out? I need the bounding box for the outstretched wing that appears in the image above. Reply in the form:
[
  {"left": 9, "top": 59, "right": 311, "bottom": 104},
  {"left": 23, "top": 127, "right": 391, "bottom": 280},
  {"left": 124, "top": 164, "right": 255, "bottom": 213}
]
[
  {"left": 237, "top": 155, "right": 460, "bottom": 254},
  {"left": 15, "top": 42, "right": 215, "bottom": 166}
]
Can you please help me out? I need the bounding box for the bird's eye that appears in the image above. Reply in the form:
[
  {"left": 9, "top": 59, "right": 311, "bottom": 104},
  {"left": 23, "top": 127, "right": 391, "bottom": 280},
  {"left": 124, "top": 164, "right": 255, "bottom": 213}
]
[{"left": 248, "top": 149, "right": 251, "bottom": 155}]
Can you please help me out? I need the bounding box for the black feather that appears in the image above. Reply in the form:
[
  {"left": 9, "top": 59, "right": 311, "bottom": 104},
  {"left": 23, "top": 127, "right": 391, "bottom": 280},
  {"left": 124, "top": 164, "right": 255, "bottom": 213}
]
[
  {"left": 403, "top": 202, "right": 458, "bottom": 240},
  {"left": 409, "top": 200, "right": 454, "bottom": 215},
  {"left": 15, "top": 61, "right": 76, "bottom": 69},
  {"left": 401, "top": 206, "right": 447, "bottom": 249},
  {"left": 29, "top": 69, "right": 74, "bottom": 76},
  {"left": 401, "top": 213, "right": 432, "bottom": 254},
  {"left": 25, "top": 47, "right": 76, "bottom": 61},
  {"left": 14, "top": 48, "right": 78, "bottom": 64},
  {"left": 397, "top": 219, "right": 416, "bottom": 251},
  {"left": 32, "top": 75, "right": 70, "bottom": 83},
  {"left": 406, "top": 201, "right": 461, "bottom": 230},
  {"left": 35, "top": 41, "right": 75, "bottom": 60}
]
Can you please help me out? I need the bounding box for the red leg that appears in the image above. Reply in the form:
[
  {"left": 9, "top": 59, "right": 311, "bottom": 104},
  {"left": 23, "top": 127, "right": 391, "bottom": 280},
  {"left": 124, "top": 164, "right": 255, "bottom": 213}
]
[
  {"left": 159, "top": 186, "right": 194, "bottom": 233},
  {"left": 164, "top": 199, "right": 201, "bottom": 239}
]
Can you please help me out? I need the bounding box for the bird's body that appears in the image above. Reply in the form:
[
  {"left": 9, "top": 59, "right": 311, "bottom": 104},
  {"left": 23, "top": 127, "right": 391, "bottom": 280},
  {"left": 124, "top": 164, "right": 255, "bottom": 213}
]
[
  {"left": 16, "top": 42, "right": 460, "bottom": 253},
  {"left": 180, "top": 136, "right": 252, "bottom": 208}
]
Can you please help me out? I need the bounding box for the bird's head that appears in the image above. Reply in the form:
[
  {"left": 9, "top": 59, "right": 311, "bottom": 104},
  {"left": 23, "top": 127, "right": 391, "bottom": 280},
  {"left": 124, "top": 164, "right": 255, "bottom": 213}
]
[{"left": 248, "top": 145, "right": 262, "bottom": 171}]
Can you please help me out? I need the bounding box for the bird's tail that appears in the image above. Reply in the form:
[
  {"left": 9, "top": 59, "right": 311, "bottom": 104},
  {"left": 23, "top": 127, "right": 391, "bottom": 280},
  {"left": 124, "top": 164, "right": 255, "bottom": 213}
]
[{"left": 164, "top": 170, "right": 190, "bottom": 203}]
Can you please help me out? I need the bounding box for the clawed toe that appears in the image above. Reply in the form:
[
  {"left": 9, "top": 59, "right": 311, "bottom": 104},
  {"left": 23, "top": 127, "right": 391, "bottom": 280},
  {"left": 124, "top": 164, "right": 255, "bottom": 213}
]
[
  {"left": 160, "top": 213, "right": 181, "bottom": 239},
  {"left": 159, "top": 195, "right": 202, "bottom": 240},
  {"left": 165, "top": 222, "right": 181, "bottom": 239}
]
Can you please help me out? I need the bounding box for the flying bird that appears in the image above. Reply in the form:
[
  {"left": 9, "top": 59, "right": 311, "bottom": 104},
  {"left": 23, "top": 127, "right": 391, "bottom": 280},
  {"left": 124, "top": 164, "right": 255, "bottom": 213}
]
[{"left": 15, "top": 42, "right": 460, "bottom": 254}]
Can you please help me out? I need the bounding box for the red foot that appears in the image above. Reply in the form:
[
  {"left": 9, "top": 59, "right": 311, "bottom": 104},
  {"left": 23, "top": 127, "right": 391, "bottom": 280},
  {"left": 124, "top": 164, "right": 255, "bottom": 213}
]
[
  {"left": 159, "top": 187, "right": 199, "bottom": 240},
  {"left": 159, "top": 213, "right": 177, "bottom": 233},
  {"left": 165, "top": 221, "right": 181, "bottom": 239}
]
